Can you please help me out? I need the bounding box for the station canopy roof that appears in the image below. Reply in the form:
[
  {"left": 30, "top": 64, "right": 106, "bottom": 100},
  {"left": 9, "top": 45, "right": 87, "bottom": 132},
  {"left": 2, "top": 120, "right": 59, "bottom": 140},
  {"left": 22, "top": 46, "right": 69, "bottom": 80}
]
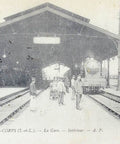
[{"left": 0, "top": 2, "right": 119, "bottom": 68}]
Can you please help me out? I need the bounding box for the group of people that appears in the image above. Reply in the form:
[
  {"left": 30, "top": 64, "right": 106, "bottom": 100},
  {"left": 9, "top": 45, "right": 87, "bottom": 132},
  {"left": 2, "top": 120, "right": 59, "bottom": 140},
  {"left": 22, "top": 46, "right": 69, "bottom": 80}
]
[
  {"left": 50, "top": 75, "right": 83, "bottom": 110},
  {"left": 50, "top": 77, "right": 66, "bottom": 105},
  {"left": 29, "top": 75, "right": 83, "bottom": 111}
]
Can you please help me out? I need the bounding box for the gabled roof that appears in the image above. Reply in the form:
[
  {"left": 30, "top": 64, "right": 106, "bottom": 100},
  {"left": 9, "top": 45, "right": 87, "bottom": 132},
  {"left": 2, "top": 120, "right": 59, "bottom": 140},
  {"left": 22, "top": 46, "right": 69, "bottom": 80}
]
[
  {"left": 4, "top": 2, "right": 90, "bottom": 23},
  {"left": 0, "top": 2, "right": 119, "bottom": 40}
]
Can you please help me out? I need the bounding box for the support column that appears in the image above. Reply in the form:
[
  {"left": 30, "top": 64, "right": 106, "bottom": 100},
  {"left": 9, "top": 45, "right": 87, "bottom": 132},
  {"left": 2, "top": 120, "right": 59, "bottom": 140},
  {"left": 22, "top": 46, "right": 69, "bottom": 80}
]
[
  {"left": 100, "top": 61, "right": 103, "bottom": 76},
  {"left": 117, "top": 41, "right": 120, "bottom": 91},
  {"left": 117, "top": 8, "right": 120, "bottom": 90},
  {"left": 106, "top": 58, "right": 110, "bottom": 88}
]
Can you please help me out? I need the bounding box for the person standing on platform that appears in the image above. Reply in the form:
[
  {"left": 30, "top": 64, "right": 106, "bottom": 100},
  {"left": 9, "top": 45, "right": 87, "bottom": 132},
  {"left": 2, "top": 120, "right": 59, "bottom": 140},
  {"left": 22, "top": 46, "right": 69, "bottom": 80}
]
[
  {"left": 57, "top": 78, "right": 66, "bottom": 105},
  {"left": 64, "top": 77, "right": 70, "bottom": 93},
  {"left": 75, "top": 75, "right": 83, "bottom": 110},
  {"left": 30, "top": 77, "right": 37, "bottom": 111},
  {"left": 50, "top": 77, "right": 58, "bottom": 100},
  {"left": 71, "top": 75, "right": 76, "bottom": 100}
]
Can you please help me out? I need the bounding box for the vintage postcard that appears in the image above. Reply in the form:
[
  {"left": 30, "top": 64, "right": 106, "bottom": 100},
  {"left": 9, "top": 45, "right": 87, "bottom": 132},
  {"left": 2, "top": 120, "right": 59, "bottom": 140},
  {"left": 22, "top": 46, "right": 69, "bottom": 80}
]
[{"left": 0, "top": 0, "right": 119, "bottom": 144}]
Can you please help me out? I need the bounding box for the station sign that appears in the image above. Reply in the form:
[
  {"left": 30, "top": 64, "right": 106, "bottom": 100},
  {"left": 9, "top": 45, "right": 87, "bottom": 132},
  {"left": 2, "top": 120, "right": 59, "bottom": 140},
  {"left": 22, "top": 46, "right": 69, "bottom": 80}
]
[{"left": 33, "top": 37, "right": 60, "bottom": 44}]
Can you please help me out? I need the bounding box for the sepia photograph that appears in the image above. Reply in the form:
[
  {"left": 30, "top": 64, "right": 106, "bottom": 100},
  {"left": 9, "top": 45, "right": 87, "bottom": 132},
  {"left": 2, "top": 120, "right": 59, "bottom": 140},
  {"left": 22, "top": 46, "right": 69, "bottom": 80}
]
[{"left": 0, "top": 0, "right": 119, "bottom": 144}]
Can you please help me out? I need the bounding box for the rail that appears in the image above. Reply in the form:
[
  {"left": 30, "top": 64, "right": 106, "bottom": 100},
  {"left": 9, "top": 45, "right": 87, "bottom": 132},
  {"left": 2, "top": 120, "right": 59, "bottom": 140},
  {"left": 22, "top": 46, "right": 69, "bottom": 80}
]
[
  {"left": 87, "top": 93, "right": 120, "bottom": 119},
  {"left": 0, "top": 89, "right": 44, "bottom": 126},
  {"left": 0, "top": 88, "right": 29, "bottom": 106}
]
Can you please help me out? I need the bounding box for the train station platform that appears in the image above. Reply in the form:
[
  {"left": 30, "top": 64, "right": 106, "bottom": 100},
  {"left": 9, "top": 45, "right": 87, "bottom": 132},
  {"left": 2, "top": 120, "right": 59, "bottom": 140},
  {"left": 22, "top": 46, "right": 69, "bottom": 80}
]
[{"left": 0, "top": 88, "right": 120, "bottom": 144}]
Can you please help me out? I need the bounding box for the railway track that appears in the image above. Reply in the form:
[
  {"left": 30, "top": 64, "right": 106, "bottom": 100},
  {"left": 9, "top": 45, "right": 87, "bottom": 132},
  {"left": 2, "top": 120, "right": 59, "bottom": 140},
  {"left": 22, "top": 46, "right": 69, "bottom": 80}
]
[
  {"left": 87, "top": 92, "right": 120, "bottom": 119},
  {"left": 0, "top": 89, "right": 43, "bottom": 126},
  {"left": 0, "top": 88, "right": 30, "bottom": 125},
  {"left": 101, "top": 91, "right": 120, "bottom": 103},
  {"left": 0, "top": 88, "right": 29, "bottom": 106}
]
